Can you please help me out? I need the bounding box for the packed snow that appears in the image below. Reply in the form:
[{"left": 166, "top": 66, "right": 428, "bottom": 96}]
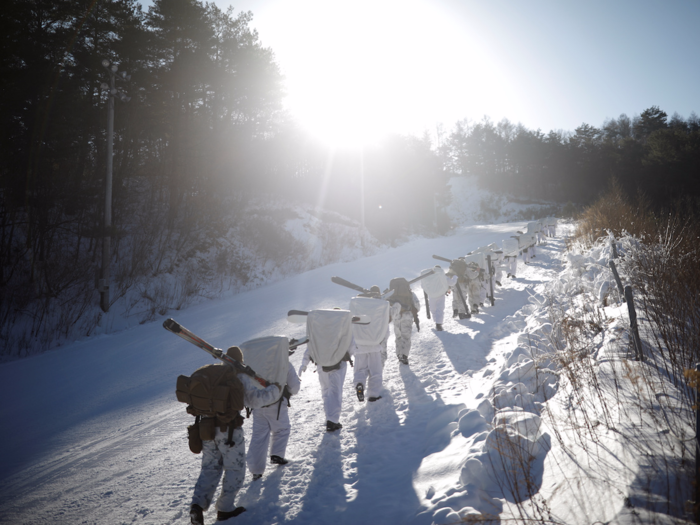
[{"left": 0, "top": 213, "right": 695, "bottom": 523}]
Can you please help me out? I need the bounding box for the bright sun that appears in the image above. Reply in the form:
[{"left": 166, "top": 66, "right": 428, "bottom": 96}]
[{"left": 264, "top": 0, "right": 509, "bottom": 148}]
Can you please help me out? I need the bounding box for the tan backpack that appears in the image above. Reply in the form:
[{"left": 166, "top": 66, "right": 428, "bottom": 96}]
[{"left": 175, "top": 363, "right": 245, "bottom": 424}]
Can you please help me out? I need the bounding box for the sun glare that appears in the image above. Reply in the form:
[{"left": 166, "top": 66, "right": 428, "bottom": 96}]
[{"left": 266, "top": 0, "right": 510, "bottom": 148}]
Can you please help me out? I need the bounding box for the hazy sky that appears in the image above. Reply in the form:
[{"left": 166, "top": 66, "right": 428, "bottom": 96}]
[{"left": 199, "top": 0, "right": 698, "bottom": 145}]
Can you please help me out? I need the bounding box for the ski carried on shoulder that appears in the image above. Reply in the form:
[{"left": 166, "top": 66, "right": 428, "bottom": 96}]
[
  {"left": 288, "top": 336, "right": 309, "bottom": 354},
  {"left": 331, "top": 276, "right": 370, "bottom": 294},
  {"left": 432, "top": 255, "right": 452, "bottom": 263},
  {"left": 331, "top": 276, "right": 395, "bottom": 300},
  {"left": 287, "top": 310, "right": 370, "bottom": 325},
  {"left": 163, "top": 318, "right": 271, "bottom": 387},
  {"left": 379, "top": 269, "right": 436, "bottom": 295},
  {"left": 407, "top": 269, "right": 434, "bottom": 286}
]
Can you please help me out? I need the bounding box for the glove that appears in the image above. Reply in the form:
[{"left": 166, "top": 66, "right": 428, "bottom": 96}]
[{"left": 298, "top": 364, "right": 307, "bottom": 375}]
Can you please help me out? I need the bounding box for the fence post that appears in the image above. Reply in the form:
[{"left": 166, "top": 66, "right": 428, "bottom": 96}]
[
  {"left": 487, "top": 254, "right": 495, "bottom": 306},
  {"left": 624, "top": 286, "right": 643, "bottom": 361},
  {"left": 610, "top": 236, "right": 619, "bottom": 259},
  {"left": 609, "top": 260, "right": 626, "bottom": 302}
]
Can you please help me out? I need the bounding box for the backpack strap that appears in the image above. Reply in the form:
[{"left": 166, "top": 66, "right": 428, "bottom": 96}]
[
  {"left": 274, "top": 385, "right": 294, "bottom": 420},
  {"left": 276, "top": 396, "right": 284, "bottom": 420},
  {"left": 225, "top": 424, "right": 235, "bottom": 447}
]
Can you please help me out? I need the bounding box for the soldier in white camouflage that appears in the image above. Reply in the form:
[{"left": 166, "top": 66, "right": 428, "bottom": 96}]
[
  {"left": 387, "top": 277, "right": 421, "bottom": 365},
  {"left": 190, "top": 347, "right": 280, "bottom": 525}
]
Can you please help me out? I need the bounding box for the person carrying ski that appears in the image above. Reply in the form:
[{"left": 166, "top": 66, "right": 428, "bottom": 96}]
[
  {"left": 367, "top": 285, "right": 390, "bottom": 364},
  {"left": 420, "top": 265, "right": 455, "bottom": 331},
  {"left": 501, "top": 237, "right": 519, "bottom": 278},
  {"left": 447, "top": 258, "right": 478, "bottom": 318},
  {"left": 299, "top": 309, "right": 354, "bottom": 432},
  {"left": 189, "top": 347, "right": 280, "bottom": 525},
  {"left": 349, "top": 293, "right": 390, "bottom": 402},
  {"left": 463, "top": 253, "right": 487, "bottom": 312},
  {"left": 387, "top": 277, "right": 421, "bottom": 365},
  {"left": 246, "top": 358, "right": 301, "bottom": 480}
]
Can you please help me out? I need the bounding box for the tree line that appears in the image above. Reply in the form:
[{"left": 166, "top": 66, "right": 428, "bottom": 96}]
[
  {"left": 1, "top": 0, "right": 699, "bottom": 356},
  {"left": 440, "top": 107, "right": 700, "bottom": 205}
]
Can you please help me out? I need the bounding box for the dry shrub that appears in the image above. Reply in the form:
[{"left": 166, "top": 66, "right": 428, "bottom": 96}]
[
  {"left": 558, "top": 183, "right": 699, "bottom": 523},
  {"left": 627, "top": 213, "right": 700, "bottom": 405},
  {"left": 574, "top": 181, "right": 700, "bottom": 402},
  {"left": 572, "top": 178, "right": 656, "bottom": 247}
]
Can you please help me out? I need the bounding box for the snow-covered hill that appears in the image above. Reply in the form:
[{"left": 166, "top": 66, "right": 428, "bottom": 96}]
[{"left": 0, "top": 219, "right": 693, "bottom": 524}]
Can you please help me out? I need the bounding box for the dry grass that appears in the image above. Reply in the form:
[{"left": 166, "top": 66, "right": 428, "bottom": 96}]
[
  {"left": 572, "top": 179, "right": 657, "bottom": 246},
  {"left": 555, "top": 183, "right": 699, "bottom": 523}
]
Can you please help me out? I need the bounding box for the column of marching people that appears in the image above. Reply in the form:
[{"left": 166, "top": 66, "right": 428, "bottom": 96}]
[{"left": 182, "top": 217, "right": 557, "bottom": 524}]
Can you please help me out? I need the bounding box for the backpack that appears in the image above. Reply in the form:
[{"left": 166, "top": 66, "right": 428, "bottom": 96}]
[
  {"left": 175, "top": 363, "right": 245, "bottom": 424},
  {"left": 388, "top": 277, "right": 414, "bottom": 312},
  {"left": 420, "top": 267, "right": 449, "bottom": 299},
  {"left": 449, "top": 258, "right": 468, "bottom": 279},
  {"left": 307, "top": 309, "right": 354, "bottom": 368},
  {"left": 239, "top": 336, "right": 290, "bottom": 406},
  {"left": 350, "top": 296, "right": 390, "bottom": 346}
]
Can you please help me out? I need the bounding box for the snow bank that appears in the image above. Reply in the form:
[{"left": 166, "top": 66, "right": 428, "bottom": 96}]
[{"left": 413, "top": 230, "right": 694, "bottom": 524}]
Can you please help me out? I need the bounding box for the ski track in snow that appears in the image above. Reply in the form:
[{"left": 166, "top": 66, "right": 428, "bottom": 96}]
[{"left": 0, "top": 222, "right": 571, "bottom": 524}]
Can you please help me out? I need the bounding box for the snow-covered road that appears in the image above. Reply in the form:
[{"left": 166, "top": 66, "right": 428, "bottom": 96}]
[{"left": 6, "top": 221, "right": 681, "bottom": 525}]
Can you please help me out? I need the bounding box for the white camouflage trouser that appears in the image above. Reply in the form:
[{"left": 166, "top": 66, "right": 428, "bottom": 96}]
[
  {"left": 493, "top": 265, "right": 503, "bottom": 284},
  {"left": 353, "top": 351, "right": 384, "bottom": 398},
  {"left": 505, "top": 256, "right": 517, "bottom": 277},
  {"left": 478, "top": 279, "right": 487, "bottom": 306},
  {"left": 247, "top": 402, "right": 291, "bottom": 475},
  {"left": 519, "top": 249, "right": 528, "bottom": 265},
  {"left": 451, "top": 282, "right": 469, "bottom": 315},
  {"left": 428, "top": 293, "right": 446, "bottom": 325},
  {"left": 317, "top": 362, "right": 347, "bottom": 424},
  {"left": 393, "top": 310, "right": 414, "bottom": 358},
  {"left": 467, "top": 279, "right": 481, "bottom": 311},
  {"left": 192, "top": 427, "right": 245, "bottom": 513}
]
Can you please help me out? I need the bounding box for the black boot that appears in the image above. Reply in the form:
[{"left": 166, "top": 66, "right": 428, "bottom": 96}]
[
  {"left": 190, "top": 504, "right": 204, "bottom": 525},
  {"left": 356, "top": 382, "right": 365, "bottom": 402},
  {"left": 326, "top": 420, "right": 342, "bottom": 432},
  {"left": 217, "top": 507, "right": 246, "bottom": 521},
  {"left": 435, "top": 323, "right": 443, "bottom": 331},
  {"left": 453, "top": 308, "right": 458, "bottom": 317},
  {"left": 270, "top": 455, "right": 288, "bottom": 465}
]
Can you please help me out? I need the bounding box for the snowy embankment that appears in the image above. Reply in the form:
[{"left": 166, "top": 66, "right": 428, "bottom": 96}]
[{"left": 0, "top": 221, "right": 694, "bottom": 524}]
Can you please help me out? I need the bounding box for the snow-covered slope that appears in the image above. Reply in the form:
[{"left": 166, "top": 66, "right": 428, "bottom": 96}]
[
  {"left": 0, "top": 221, "right": 692, "bottom": 524},
  {"left": 446, "top": 176, "right": 562, "bottom": 225}
]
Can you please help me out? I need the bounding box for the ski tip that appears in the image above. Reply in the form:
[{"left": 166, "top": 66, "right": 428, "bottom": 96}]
[
  {"left": 287, "top": 310, "right": 308, "bottom": 325},
  {"left": 163, "top": 318, "right": 181, "bottom": 333}
]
